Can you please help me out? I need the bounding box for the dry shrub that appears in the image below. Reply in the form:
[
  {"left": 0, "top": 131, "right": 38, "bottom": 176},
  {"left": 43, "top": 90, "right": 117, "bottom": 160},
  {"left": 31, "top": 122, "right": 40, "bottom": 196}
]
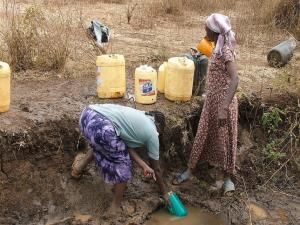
[
  {"left": 43, "top": 0, "right": 125, "bottom": 5},
  {"left": 274, "top": 0, "right": 300, "bottom": 29},
  {"left": 183, "top": 0, "right": 237, "bottom": 14},
  {"left": 133, "top": 0, "right": 183, "bottom": 29},
  {"left": 159, "top": 0, "right": 183, "bottom": 15},
  {"left": 96, "top": 0, "right": 126, "bottom": 3},
  {"left": 144, "top": 0, "right": 183, "bottom": 17},
  {"left": 0, "top": 5, "right": 72, "bottom": 72},
  {"left": 234, "top": 0, "right": 283, "bottom": 46}
]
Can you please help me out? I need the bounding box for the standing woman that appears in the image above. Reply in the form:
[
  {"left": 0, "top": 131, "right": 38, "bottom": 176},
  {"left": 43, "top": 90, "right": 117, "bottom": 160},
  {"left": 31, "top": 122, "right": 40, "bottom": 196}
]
[{"left": 172, "top": 13, "right": 239, "bottom": 195}]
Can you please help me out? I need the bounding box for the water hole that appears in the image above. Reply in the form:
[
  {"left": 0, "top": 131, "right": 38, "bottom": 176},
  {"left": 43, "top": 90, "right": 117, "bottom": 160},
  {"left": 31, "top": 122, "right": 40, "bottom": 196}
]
[{"left": 145, "top": 207, "right": 225, "bottom": 225}]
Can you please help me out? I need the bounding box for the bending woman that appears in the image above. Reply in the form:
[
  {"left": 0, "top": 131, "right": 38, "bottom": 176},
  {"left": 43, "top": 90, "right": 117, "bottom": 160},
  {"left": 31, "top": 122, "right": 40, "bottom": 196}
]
[
  {"left": 173, "top": 13, "right": 239, "bottom": 195},
  {"left": 71, "top": 104, "right": 170, "bottom": 212}
]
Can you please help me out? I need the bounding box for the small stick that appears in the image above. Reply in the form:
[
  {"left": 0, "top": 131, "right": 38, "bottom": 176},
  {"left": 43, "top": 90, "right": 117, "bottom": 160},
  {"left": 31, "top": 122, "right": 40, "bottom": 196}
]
[{"left": 260, "top": 156, "right": 292, "bottom": 188}]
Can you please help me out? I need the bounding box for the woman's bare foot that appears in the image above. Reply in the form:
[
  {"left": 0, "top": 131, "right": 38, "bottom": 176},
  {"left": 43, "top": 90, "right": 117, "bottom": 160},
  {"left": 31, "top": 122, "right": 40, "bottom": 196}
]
[
  {"left": 71, "top": 153, "right": 86, "bottom": 179},
  {"left": 71, "top": 149, "right": 94, "bottom": 179},
  {"left": 108, "top": 203, "right": 122, "bottom": 215}
]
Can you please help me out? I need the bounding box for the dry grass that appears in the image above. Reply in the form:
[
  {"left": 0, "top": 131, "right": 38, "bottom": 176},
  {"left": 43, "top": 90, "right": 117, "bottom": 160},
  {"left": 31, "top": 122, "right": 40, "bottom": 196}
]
[
  {"left": 0, "top": 4, "right": 73, "bottom": 72},
  {"left": 183, "top": 0, "right": 237, "bottom": 14},
  {"left": 1, "top": 0, "right": 298, "bottom": 75},
  {"left": 43, "top": 0, "right": 125, "bottom": 6}
]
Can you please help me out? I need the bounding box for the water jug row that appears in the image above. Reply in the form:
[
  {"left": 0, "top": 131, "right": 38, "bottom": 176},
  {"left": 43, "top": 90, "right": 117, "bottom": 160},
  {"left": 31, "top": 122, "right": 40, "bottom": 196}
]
[{"left": 96, "top": 54, "right": 195, "bottom": 104}]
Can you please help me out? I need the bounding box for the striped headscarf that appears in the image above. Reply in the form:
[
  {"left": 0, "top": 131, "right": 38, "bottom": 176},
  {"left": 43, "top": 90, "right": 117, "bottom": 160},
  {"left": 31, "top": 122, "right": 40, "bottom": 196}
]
[{"left": 206, "top": 13, "right": 237, "bottom": 56}]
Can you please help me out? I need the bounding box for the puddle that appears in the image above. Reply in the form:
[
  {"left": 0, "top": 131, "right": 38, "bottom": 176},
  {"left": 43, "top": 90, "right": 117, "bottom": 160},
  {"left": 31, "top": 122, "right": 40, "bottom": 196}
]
[
  {"left": 248, "top": 202, "right": 270, "bottom": 221},
  {"left": 145, "top": 207, "right": 224, "bottom": 225}
]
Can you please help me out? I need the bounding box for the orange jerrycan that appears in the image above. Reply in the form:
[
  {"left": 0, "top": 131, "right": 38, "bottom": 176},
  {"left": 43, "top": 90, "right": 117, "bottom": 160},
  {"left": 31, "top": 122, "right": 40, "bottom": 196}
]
[
  {"left": 165, "top": 57, "right": 194, "bottom": 102},
  {"left": 197, "top": 37, "right": 214, "bottom": 58},
  {"left": 96, "top": 54, "right": 126, "bottom": 98},
  {"left": 0, "top": 61, "right": 11, "bottom": 112},
  {"left": 134, "top": 65, "right": 157, "bottom": 104}
]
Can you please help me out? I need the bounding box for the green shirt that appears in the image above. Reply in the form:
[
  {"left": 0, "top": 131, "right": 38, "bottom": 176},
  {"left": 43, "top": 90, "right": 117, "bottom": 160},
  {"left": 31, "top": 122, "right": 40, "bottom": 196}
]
[{"left": 89, "top": 104, "right": 160, "bottom": 160}]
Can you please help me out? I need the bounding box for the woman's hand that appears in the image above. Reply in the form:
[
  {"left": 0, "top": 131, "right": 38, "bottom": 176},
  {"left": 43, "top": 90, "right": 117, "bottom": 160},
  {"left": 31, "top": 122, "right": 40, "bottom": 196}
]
[
  {"left": 218, "top": 106, "right": 228, "bottom": 127},
  {"left": 163, "top": 192, "right": 171, "bottom": 207},
  {"left": 143, "top": 164, "right": 156, "bottom": 181}
]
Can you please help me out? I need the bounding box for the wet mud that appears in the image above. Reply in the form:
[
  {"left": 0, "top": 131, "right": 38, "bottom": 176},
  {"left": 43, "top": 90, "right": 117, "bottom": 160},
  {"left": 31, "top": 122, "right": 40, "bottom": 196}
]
[
  {"left": 0, "top": 79, "right": 299, "bottom": 225},
  {"left": 144, "top": 207, "right": 225, "bottom": 225}
]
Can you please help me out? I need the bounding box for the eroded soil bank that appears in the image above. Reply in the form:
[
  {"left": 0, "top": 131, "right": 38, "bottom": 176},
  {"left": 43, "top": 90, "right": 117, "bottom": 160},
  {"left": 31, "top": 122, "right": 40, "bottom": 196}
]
[{"left": 0, "top": 78, "right": 299, "bottom": 225}]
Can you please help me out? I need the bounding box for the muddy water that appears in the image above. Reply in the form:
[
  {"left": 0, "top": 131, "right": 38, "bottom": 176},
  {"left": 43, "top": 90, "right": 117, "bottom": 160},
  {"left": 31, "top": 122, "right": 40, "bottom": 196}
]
[{"left": 145, "top": 207, "right": 225, "bottom": 225}]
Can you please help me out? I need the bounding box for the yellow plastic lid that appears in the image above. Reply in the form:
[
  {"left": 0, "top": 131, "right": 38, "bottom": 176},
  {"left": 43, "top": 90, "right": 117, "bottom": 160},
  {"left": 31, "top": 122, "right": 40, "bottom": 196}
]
[
  {"left": 0, "top": 61, "right": 11, "bottom": 77},
  {"left": 168, "top": 57, "right": 194, "bottom": 70},
  {"left": 96, "top": 54, "right": 125, "bottom": 66}
]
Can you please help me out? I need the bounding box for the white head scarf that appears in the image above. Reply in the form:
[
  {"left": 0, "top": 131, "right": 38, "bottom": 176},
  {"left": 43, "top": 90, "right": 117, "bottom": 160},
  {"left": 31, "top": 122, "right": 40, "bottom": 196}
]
[{"left": 206, "top": 13, "right": 236, "bottom": 56}]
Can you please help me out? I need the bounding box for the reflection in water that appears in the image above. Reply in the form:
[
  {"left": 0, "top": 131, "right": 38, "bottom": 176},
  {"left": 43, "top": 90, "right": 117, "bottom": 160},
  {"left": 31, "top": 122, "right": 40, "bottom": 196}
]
[{"left": 145, "top": 207, "right": 225, "bottom": 225}]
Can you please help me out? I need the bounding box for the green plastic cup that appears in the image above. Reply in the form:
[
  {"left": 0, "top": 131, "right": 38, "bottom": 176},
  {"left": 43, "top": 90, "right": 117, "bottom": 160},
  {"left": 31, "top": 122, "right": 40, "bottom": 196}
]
[{"left": 167, "top": 191, "right": 188, "bottom": 217}]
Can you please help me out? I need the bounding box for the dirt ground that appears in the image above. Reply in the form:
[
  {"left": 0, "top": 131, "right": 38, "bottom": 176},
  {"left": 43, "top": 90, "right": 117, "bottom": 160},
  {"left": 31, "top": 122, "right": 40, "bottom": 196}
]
[{"left": 0, "top": 1, "right": 299, "bottom": 225}]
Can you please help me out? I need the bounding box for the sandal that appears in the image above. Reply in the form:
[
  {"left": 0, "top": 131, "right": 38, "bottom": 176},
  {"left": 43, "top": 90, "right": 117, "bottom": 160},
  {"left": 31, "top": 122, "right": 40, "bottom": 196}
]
[
  {"left": 172, "top": 170, "right": 190, "bottom": 185},
  {"left": 223, "top": 178, "right": 235, "bottom": 196},
  {"left": 71, "top": 153, "right": 86, "bottom": 179},
  {"left": 209, "top": 180, "right": 224, "bottom": 191}
]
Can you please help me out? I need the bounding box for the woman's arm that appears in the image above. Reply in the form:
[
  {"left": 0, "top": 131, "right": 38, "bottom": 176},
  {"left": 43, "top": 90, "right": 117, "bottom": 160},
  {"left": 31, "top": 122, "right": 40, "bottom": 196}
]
[
  {"left": 149, "top": 158, "right": 170, "bottom": 205},
  {"left": 219, "top": 61, "right": 239, "bottom": 120},
  {"left": 128, "top": 148, "right": 148, "bottom": 169},
  {"left": 224, "top": 61, "right": 239, "bottom": 107},
  {"left": 128, "top": 149, "right": 170, "bottom": 205},
  {"left": 149, "top": 159, "right": 167, "bottom": 194}
]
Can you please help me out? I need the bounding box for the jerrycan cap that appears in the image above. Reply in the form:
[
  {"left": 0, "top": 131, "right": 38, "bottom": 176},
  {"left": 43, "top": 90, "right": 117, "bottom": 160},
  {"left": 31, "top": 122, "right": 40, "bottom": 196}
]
[{"left": 139, "top": 64, "right": 154, "bottom": 72}]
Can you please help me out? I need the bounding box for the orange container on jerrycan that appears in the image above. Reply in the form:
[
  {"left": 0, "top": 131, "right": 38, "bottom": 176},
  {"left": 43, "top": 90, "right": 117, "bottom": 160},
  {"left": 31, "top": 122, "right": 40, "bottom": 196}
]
[
  {"left": 197, "top": 37, "right": 214, "bottom": 58},
  {"left": 0, "top": 61, "right": 11, "bottom": 112},
  {"left": 96, "top": 54, "right": 126, "bottom": 98}
]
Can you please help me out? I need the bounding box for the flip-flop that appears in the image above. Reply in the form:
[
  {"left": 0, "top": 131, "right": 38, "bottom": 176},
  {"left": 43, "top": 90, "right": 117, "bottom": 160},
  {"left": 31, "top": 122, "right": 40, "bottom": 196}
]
[
  {"left": 172, "top": 170, "right": 190, "bottom": 185},
  {"left": 209, "top": 180, "right": 224, "bottom": 191},
  {"left": 71, "top": 153, "right": 86, "bottom": 179},
  {"left": 223, "top": 179, "right": 235, "bottom": 196}
]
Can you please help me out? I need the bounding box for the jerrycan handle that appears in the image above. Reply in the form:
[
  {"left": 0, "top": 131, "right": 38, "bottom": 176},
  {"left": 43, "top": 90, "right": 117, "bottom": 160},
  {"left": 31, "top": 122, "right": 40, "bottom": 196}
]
[{"left": 179, "top": 57, "right": 187, "bottom": 66}]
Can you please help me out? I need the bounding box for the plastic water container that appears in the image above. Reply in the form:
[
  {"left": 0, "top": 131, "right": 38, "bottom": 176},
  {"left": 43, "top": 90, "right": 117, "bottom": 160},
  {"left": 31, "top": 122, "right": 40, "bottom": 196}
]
[
  {"left": 96, "top": 54, "right": 126, "bottom": 98},
  {"left": 157, "top": 62, "right": 167, "bottom": 93},
  {"left": 165, "top": 57, "right": 194, "bottom": 102},
  {"left": 167, "top": 192, "right": 188, "bottom": 217},
  {"left": 134, "top": 65, "right": 157, "bottom": 104},
  {"left": 197, "top": 37, "right": 214, "bottom": 58},
  {"left": 0, "top": 62, "right": 11, "bottom": 112}
]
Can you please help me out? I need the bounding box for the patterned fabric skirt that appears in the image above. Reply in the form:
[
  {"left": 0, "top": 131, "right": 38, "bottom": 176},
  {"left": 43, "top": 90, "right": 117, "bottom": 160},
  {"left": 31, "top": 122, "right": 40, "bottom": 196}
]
[
  {"left": 188, "top": 94, "right": 238, "bottom": 174},
  {"left": 79, "top": 107, "right": 132, "bottom": 184}
]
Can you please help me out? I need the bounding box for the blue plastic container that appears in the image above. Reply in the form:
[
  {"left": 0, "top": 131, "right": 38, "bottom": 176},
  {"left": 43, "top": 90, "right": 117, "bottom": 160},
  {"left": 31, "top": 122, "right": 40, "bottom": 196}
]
[{"left": 167, "top": 191, "right": 188, "bottom": 217}]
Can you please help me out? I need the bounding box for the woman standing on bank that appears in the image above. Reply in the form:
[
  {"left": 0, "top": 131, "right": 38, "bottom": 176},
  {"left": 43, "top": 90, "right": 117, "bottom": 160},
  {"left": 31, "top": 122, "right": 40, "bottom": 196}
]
[{"left": 173, "top": 13, "right": 239, "bottom": 195}]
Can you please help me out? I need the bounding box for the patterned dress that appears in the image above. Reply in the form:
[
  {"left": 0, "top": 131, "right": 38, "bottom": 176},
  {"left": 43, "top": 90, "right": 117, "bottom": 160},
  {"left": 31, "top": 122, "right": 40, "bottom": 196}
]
[
  {"left": 80, "top": 107, "right": 132, "bottom": 184},
  {"left": 188, "top": 43, "right": 238, "bottom": 174}
]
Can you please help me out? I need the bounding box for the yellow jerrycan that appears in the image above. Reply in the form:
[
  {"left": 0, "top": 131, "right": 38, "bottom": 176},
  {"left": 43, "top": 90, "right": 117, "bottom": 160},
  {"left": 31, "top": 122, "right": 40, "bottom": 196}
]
[
  {"left": 165, "top": 57, "right": 194, "bottom": 102},
  {"left": 157, "top": 62, "right": 167, "bottom": 93},
  {"left": 0, "top": 62, "right": 11, "bottom": 112},
  {"left": 96, "top": 54, "right": 126, "bottom": 98},
  {"left": 134, "top": 65, "right": 157, "bottom": 104}
]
